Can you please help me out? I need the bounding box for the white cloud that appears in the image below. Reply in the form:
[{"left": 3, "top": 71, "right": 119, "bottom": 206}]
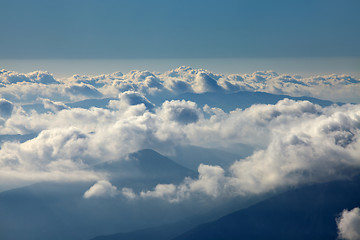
[
  {"left": 157, "top": 100, "right": 201, "bottom": 124},
  {"left": 108, "top": 91, "right": 154, "bottom": 111},
  {"left": 128, "top": 100, "right": 360, "bottom": 201},
  {"left": 140, "top": 184, "right": 177, "bottom": 200},
  {"left": 83, "top": 180, "right": 118, "bottom": 199},
  {"left": 65, "top": 84, "right": 102, "bottom": 99},
  {"left": 121, "top": 187, "right": 137, "bottom": 200},
  {"left": 0, "top": 69, "right": 58, "bottom": 85},
  {"left": 0, "top": 67, "right": 360, "bottom": 200},
  {"left": 188, "top": 164, "right": 225, "bottom": 198},
  {"left": 337, "top": 207, "right": 360, "bottom": 240},
  {"left": 192, "top": 72, "right": 223, "bottom": 93},
  {"left": 1, "top": 67, "right": 360, "bottom": 105},
  {"left": 1, "top": 96, "right": 359, "bottom": 195},
  {"left": 41, "top": 98, "right": 69, "bottom": 112},
  {"left": 138, "top": 164, "right": 226, "bottom": 202}
]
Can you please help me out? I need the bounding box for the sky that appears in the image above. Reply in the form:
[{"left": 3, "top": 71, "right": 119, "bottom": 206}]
[{"left": 1, "top": 0, "right": 360, "bottom": 59}]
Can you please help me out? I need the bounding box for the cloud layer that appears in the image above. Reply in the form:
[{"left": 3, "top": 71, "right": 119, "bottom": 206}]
[
  {"left": 0, "top": 67, "right": 359, "bottom": 200},
  {"left": 1, "top": 67, "right": 360, "bottom": 105}
]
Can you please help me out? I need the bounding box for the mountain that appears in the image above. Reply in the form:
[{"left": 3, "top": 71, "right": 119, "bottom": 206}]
[
  {"left": 90, "top": 216, "right": 203, "bottom": 240},
  {"left": 21, "top": 91, "right": 336, "bottom": 114},
  {"left": 128, "top": 149, "right": 197, "bottom": 180},
  {"left": 96, "top": 149, "right": 197, "bottom": 186},
  {"left": 89, "top": 193, "right": 268, "bottom": 240},
  {"left": 67, "top": 97, "right": 116, "bottom": 109},
  {"left": 173, "top": 175, "right": 360, "bottom": 240},
  {"left": 21, "top": 98, "right": 116, "bottom": 113},
  {"left": 162, "top": 91, "right": 336, "bottom": 112},
  {"left": 0, "top": 149, "right": 201, "bottom": 240}
]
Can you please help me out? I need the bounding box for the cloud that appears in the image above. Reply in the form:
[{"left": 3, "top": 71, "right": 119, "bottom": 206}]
[
  {"left": 188, "top": 164, "right": 225, "bottom": 198},
  {"left": 121, "top": 187, "right": 137, "bottom": 200},
  {"left": 83, "top": 180, "right": 118, "bottom": 199},
  {"left": 193, "top": 72, "right": 223, "bottom": 93},
  {"left": 138, "top": 164, "right": 226, "bottom": 202},
  {"left": 0, "top": 82, "right": 68, "bottom": 103},
  {"left": 1, "top": 68, "right": 360, "bottom": 106},
  {"left": 0, "top": 67, "right": 360, "bottom": 200},
  {"left": 157, "top": 100, "right": 201, "bottom": 125},
  {"left": 140, "top": 184, "right": 177, "bottom": 200},
  {"left": 337, "top": 207, "right": 360, "bottom": 240},
  {"left": 225, "top": 71, "right": 360, "bottom": 103},
  {"left": 65, "top": 84, "right": 103, "bottom": 98},
  {"left": 0, "top": 69, "right": 58, "bottom": 85},
  {"left": 0, "top": 99, "right": 358, "bottom": 199},
  {"left": 41, "top": 98, "right": 69, "bottom": 112},
  {"left": 108, "top": 91, "right": 154, "bottom": 111},
  {"left": 0, "top": 127, "right": 104, "bottom": 191},
  {"left": 128, "top": 100, "right": 360, "bottom": 202}
]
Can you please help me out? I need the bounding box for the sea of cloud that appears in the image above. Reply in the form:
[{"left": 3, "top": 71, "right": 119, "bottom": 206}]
[
  {"left": 1, "top": 66, "right": 360, "bottom": 104},
  {"left": 0, "top": 67, "right": 359, "bottom": 202}
]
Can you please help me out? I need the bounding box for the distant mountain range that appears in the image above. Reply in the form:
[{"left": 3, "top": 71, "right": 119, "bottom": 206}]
[
  {"left": 0, "top": 149, "right": 199, "bottom": 240},
  {"left": 150, "top": 91, "right": 337, "bottom": 111},
  {"left": 174, "top": 175, "right": 360, "bottom": 240},
  {"left": 1, "top": 146, "right": 359, "bottom": 240},
  {"left": 92, "top": 175, "right": 360, "bottom": 240},
  {"left": 0, "top": 149, "right": 250, "bottom": 240},
  {"left": 20, "top": 90, "right": 338, "bottom": 114}
]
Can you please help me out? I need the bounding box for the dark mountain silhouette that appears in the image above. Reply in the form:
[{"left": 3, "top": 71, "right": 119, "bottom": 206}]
[
  {"left": 173, "top": 175, "right": 360, "bottom": 240},
  {"left": 21, "top": 91, "right": 337, "bottom": 114},
  {"left": 90, "top": 175, "right": 360, "bottom": 240},
  {"left": 0, "top": 149, "right": 201, "bottom": 240},
  {"left": 89, "top": 193, "right": 268, "bottom": 240},
  {"left": 96, "top": 149, "right": 197, "bottom": 186},
  {"left": 167, "top": 91, "right": 336, "bottom": 112}
]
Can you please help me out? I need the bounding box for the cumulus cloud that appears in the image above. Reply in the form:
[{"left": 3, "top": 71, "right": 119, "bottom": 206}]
[
  {"left": 1, "top": 66, "right": 360, "bottom": 200},
  {"left": 108, "top": 91, "right": 154, "bottom": 111},
  {"left": 141, "top": 184, "right": 177, "bottom": 200},
  {"left": 157, "top": 100, "right": 201, "bottom": 124},
  {"left": 0, "top": 82, "right": 67, "bottom": 103},
  {"left": 125, "top": 100, "right": 360, "bottom": 202},
  {"left": 139, "top": 164, "right": 226, "bottom": 202},
  {"left": 65, "top": 84, "right": 103, "bottom": 98},
  {"left": 192, "top": 72, "right": 223, "bottom": 93},
  {"left": 0, "top": 127, "right": 104, "bottom": 191},
  {"left": 41, "top": 98, "right": 69, "bottom": 112},
  {"left": 1, "top": 67, "right": 360, "bottom": 105},
  {"left": 337, "top": 207, "right": 360, "bottom": 240},
  {"left": 0, "top": 69, "right": 58, "bottom": 85},
  {"left": 83, "top": 180, "right": 118, "bottom": 199},
  {"left": 1, "top": 96, "right": 359, "bottom": 194},
  {"left": 121, "top": 187, "right": 137, "bottom": 200}
]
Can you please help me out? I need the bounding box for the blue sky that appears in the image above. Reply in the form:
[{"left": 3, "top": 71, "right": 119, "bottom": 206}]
[{"left": 0, "top": 0, "right": 359, "bottom": 59}]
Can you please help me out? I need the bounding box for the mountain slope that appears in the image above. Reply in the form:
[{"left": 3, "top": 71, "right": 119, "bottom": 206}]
[
  {"left": 97, "top": 149, "right": 197, "bottom": 186},
  {"left": 166, "top": 91, "right": 336, "bottom": 112},
  {"left": 0, "top": 149, "right": 199, "bottom": 240},
  {"left": 173, "top": 176, "right": 360, "bottom": 240}
]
